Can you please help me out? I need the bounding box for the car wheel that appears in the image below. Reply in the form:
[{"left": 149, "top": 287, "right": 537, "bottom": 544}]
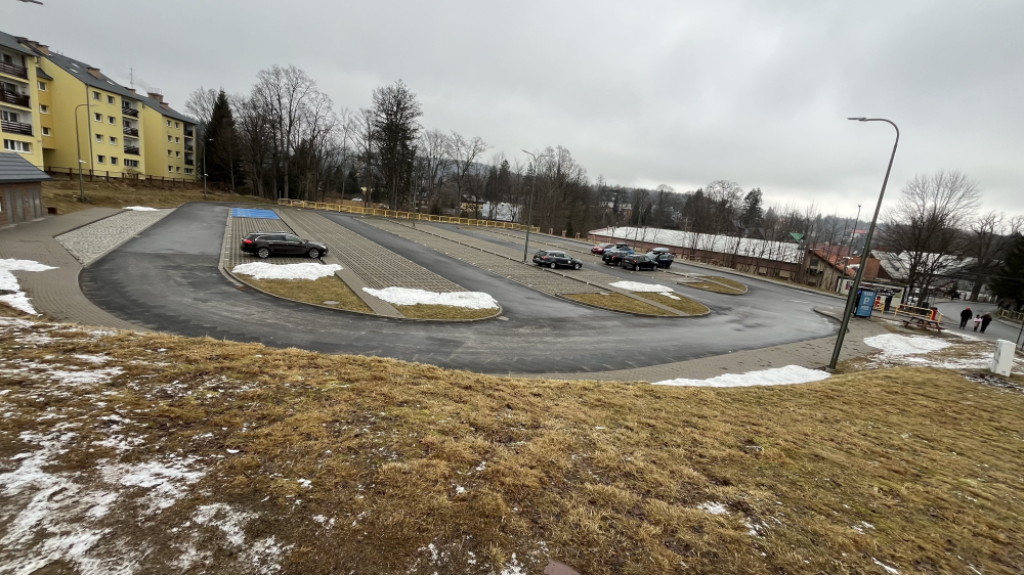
[
  {"left": 257, "top": 247, "right": 270, "bottom": 259},
  {"left": 634, "top": 264, "right": 640, "bottom": 271},
  {"left": 574, "top": 263, "right": 581, "bottom": 270},
  {"left": 308, "top": 248, "right": 320, "bottom": 259},
  {"left": 550, "top": 262, "right": 557, "bottom": 269}
]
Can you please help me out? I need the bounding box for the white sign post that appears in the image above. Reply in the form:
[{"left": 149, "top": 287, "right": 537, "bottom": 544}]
[{"left": 991, "top": 340, "right": 1014, "bottom": 377}]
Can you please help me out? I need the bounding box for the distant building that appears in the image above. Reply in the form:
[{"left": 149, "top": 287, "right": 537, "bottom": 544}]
[{"left": 0, "top": 30, "right": 197, "bottom": 181}]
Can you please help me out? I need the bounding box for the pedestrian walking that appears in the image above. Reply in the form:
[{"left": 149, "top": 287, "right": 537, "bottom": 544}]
[
  {"left": 980, "top": 313, "right": 993, "bottom": 333},
  {"left": 973, "top": 314, "right": 982, "bottom": 332},
  {"left": 959, "top": 306, "right": 973, "bottom": 329}
]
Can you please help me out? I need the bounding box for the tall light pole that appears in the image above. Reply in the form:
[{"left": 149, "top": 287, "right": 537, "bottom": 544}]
[
  {"left": 829, "top": 117, "right": 899, "bottom": 370},
  {"left": 73, "top": 103, "right": 87, "bottom": 202},
  {"left": 203, "top": 138, "right": 212, "bottom": 200},
  {"left": 521, "top": 149, "right": 542, "bottom": 262}
]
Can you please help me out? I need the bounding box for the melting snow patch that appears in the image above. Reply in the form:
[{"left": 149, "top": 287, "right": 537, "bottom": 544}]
[
  {"left": 232, "top": 262, "right": 341, "bottom": 281},
  {"left": 864, "top": 334, "right": 950, "bottom": 355},
  {"left": 697, "top": 502, "right": 729, "bottom": 515},
  {"left": 122, "top": 206, "right": 160, "bottom": 211},
  {"left": 363, "top": 287, "right": 499, "bottom": 309},
  {"left": 653, "top": 365, "right": 830, "bottom": 388},
  {"left": 609, "top": 280, "right": 673, "bottom": 293},
  {"left": 872, "top": 557, "right": 900, "bottom": 574},
  {"left": 0, "top": 259, "right": 57, "bottom": 315},
  {"left": 500, "top": 553, "right": 526, "bottom": 575}
]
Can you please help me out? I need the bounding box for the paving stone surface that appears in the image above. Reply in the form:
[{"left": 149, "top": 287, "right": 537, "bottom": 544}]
[
  {"left": 0, "top": 209, "right": 144, "bottom": 330},
  {"left": 55, "top": 209, "right": 174, "bottom": 266},
  {"left": 224, "top": 216, "right": 301, "bottom": 268}
]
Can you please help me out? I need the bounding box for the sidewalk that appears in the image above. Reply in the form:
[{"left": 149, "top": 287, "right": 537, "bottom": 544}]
[
  {"left": 0, "top": 209, "right": 143, "bottom": 330},
  {"left": 516, "top": 307, "right": 887, "bottom": 382}
]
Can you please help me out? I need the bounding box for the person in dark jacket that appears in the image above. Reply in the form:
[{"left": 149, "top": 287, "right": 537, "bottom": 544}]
[
  {"left": 980, "top": 312, "right": 993, "bottom": 333},
  {"left": 959, "top": 307, "right": 973, "bottom": 329}
]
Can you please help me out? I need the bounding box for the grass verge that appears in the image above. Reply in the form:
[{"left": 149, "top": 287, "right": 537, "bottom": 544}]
[
  {"left": 241, "top": 275, "right": 374, "bottom": 314},
  {"left": 394, "top": 304, "right": 500, "bottom": 321},
  {"left": 564, "top": 293, "right": 675, "bottom": 316},
  {"left": 705, "top": 276, "right": 746, "bottom": 291},
  {"left": 644, "top": 292, "right": 711, "bottom": 315},
  {"left": 1, "top": 307, "right": 1023, "bottom": 574},
  {"left": 43, "top": 180, "right": 270, "bottom": 215}
]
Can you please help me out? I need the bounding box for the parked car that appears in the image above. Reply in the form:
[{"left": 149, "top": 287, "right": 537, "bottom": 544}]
[
  {"left": 646, "top": 247, "right": 675, "bottom": 269},
  {"left": 241, "top": 232, "right": 329, "bottom": 259},
  {"left": 591, "top": 242, "right": 616, "bottom": 255},
  {"left": 533, "top": 249, "right": 583, "bottom": 269},
  {"left": 620, "top": 254, "right": 657, "bottom": 271},
  {"left": 602, "top": 246, "right": 634, "bottom": 265}
]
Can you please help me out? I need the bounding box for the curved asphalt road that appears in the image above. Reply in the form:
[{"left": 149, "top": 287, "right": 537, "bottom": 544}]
[{"left": 80, "top": 203, "right": 839, "bottom": 374}]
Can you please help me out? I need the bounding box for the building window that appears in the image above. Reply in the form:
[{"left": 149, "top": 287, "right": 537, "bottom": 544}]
[
  {"left": 107, "top": 95, "right": 115, "bottom": 104},
  {"left": 185, "top": 168, "right": 193, "bottom": 175},
  {"left": 125, "top": 159, "right": 139, "bottom": 168},
  {"left": 97, "top": 155, "right": 105, "bottom": 164},
  {"left": 175, "top": 151, "right": 180, "bottom": 158},
  {"left": 1, "top": 110, "right": 21, "bottom": 123},
  {"left": 175, "top": 137, "right": 180, "bottom": 143},
  {"left": 108, "top": 116, "right": 115, "bottom": 124},
  {"left": 167, "top": 135, "right": 172, "bottom": 142},
  {"left": 3, "top": 140, "right": 31, "bottom": 153},
  {"left": 174, "top": 122, "right": 180, "bottom": 129},
  {"left": 40, "top": 104, "right": 49, "bottom": 114},
  {"left": 94, "top": 113, "right": 102, "bottom": 122},
  {"left": 109, "top": 136, "right": 117, "bottom": 145},
  {"left": 168, "top": 165, "right": 173, "bottom": 172},
  {"left": 93, "top": 91, "right": 101, "bottom": 100},
  {"left": 38, "top": 82, "right": 47, "bottom": 91},
  {"left": 167, "top": 149, "right": 172, "bottom": 156},
  {"left": 110, "top": 157, "right": 118, "bottom": 166},
  {"left": 42, "top": 127, "right": 51, "bottom": 136},
  {"left": 166, "top": 120, "right": 171, "bottom": 127},
  {"left": 176, "top": 167, "right": 181, "bottom": 173},
  {"left": 95, "top": 134, "right": 103, "bottom": 143}
]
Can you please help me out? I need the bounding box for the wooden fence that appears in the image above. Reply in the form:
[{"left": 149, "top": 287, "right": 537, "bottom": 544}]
[
  {"left": 277, "top": 199, "right": 539, "bottom": 232},
  {"left": 45, "top": 167, "right": 198, "bottom": 186}
]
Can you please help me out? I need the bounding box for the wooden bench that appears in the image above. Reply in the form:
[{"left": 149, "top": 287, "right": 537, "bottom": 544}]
[{"left": 901, "top": 315, "right": 943, "bottom": 332}]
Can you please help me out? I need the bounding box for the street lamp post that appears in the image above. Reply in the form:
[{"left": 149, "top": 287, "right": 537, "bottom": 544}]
[
  {"left": 521, "top": 149, "right": 542, "bottom": 262},
  {"left": 203, "top": 139, "right": 212, "bottom": 201},
  {"left": 73, "top": 103, "right": 87, "bottom": 202},
  {"left": 828, "top": 117, "right": 900, "bottom": 370}
]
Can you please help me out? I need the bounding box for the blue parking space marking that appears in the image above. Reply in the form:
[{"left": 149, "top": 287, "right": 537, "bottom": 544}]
[{"left": 231, "top": 208, "right": 280, "bottom": 219}]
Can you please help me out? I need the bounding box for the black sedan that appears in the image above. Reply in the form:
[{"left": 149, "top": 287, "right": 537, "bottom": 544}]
[
  {"left": 241, "top": 232, "right": 329, "bottom": 259},
  {"left": 533, "top": 250, "right": 583, "bottom": 270},
  {"left": 620, "top": 254, "right": 657, "bottom": 271}
]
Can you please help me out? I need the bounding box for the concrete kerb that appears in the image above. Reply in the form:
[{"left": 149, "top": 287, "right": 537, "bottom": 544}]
[
  {"left": 383, "top": 217, "right": 704, "bottom": 317},
  {"left": 218, "top": 208, "right": 504, "bottom": 323}
]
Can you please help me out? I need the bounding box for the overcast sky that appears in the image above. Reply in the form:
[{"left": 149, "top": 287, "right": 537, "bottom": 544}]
[{"left": 8, "top": 0, "right": 1023, "bottom": 217}]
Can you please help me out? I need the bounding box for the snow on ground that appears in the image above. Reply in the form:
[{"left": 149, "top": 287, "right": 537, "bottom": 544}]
[
  {"left": 609, "top": 280, "right": 674, "bottom": 293},
  {"left": 864, "top": 334, "right": 950, "bottom": 355},
  {"left": 363, "top": 287, "right": 499, "bottom": 309},
  {"left": 232, "top": 262, "right": 341, "bottom": 281},
  {"left": 0, "top": 259, "right": 56, "bottom": 315},
  {"left": 653, "top": 365, "right": 831, "bottom": 388},
  {"left": 122, "top": 206, "right": 159, "bottom": 211}
]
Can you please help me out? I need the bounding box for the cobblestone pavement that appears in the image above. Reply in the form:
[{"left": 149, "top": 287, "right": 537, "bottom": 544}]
[
  {"left": 282, "top": 209, "right": 464, "bottom": 292},
  {"left": 55, "top": 209, "right": 174, "bottom": 266},
  {"left": 0, "top": 208, "right": 143, "bottom": 330},
  {"left": 223, "top": 215, "right": 302, "bottom": 268},
  {"left": 516, "top": 306, "right": 888, "bottom": 381}
]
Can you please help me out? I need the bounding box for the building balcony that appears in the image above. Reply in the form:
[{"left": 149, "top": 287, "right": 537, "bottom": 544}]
[
  {"left": 184, "top": 127, "right": 194, "bottom": 137},
  {"left": 0, "top": 61, "right": 28, "bottom": 79},
  {"left": 1, "top": 120, "right": 32, "bottom": 136},
  {"left": 0, "top": 90, "right": 29, "bottom": 108},
  {"left": 184, "top": 143, "right": 194, "bottom": 152},
  {"left": 184, "top": 159, "right": 195, "bottom": 166},
  {"left": 122, "top": 106, "right": 139, "bottom": 118},
  {"left": 123, "top": 127, "right": 139, "bottom": 137},
  {"left": 124, "top": 146, "right": 140, "bottom": 156}
]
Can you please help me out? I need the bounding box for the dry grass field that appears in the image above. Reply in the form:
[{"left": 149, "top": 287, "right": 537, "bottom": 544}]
[
  {"left": 42, "top": 180, "right": 270, "bottom": 215},
  {"left": 2, "top": 303, "right": 1023, "bottom": 574}
]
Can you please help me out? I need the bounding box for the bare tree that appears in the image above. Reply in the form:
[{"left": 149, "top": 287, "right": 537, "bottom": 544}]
[
  {"left": 447, "top": 132, "right": 488, "bottom": 215},
  {"left": 417, "top": 128, "right": 451, "bottom": 213},
  {"left": 185, "top": 87, "right": 218, "bottom": 132},
  {"left": 371, "top": 81, "right": 422, "bottom": 209}
]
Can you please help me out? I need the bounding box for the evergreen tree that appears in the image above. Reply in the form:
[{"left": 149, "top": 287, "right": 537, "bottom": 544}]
[
  {"left": 203, "top": 90, "right": 240, "bottom": 189},
  {"left": 991, "top": 234, "right": 1024, "bottom": 309},
  {"left": 742, "top": 188, "right": 764, "bottom": 230}
]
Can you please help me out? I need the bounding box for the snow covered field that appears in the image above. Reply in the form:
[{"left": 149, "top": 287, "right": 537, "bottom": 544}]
[
  {"left": 654, "top": 365, "right": 831, "bottom": 388},
  {"left": 232, "top": 262, "right": 342, "bottom": 281},
  {"left": 363, "top": 287, "right": 499, "bottom": 309}
]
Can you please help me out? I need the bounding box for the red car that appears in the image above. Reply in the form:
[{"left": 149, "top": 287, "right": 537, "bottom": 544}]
[{"left": 591, "top": 243, "right": 616, "bottom": 255}]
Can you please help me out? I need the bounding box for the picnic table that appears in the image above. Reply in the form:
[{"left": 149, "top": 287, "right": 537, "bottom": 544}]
[{"left": 901, "top": 315, "right": 943, "bottom": 332}]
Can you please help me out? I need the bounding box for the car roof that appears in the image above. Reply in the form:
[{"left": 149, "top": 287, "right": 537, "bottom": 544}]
[{"left": 248, "top": 231, "right": 290, "bottom": 236}]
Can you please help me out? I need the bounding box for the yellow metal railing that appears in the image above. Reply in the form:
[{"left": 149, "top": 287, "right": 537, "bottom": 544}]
[
  {"left": 893, "top": 303, "right": 942, "bottom": 322},
  {"left": 277, "top": 199, "right": 539, "bottom": 232}
]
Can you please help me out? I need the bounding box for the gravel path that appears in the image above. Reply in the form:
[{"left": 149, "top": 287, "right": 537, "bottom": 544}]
[{"left": 55, "top": 209, "right": 174, "bottom": 266}]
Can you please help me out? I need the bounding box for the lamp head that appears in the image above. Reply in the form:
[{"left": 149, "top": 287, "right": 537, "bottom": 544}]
[{"left": 847, "top": 117, "right": 867, "bottom": 121}]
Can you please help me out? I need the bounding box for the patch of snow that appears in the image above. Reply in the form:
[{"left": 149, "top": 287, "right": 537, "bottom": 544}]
[
  {"left": 653, "top": 365, "right": 830, "bottom": 388},
  {"left": 609, "top": 280, "right": 674, "bottom": 293},
  {"left": 363, "top": 287, "right": 499, "bottom": 309},
  {"left": 864, "top": 334, "right": 950, "bottom": 355},
  {"left": 697, "top": 502, "right": 729, "bottom": 515},
  {"left": 72, "top": 354, "right": 110, "bottom": 364},
  {"left": 48, "top": 367, "right": 124, "bottom": 386},
  {"left": 499, "top": 553, "right": 526, "bottom": 575},
  {"left": 0, "top": 259, "right": 57, "bottom": 315},
  {"left": 122, "top": 206, "right": 159, "bottom": 211},
  {"left": 192, "top": 503, "right": 254, "bottom": 547},
  {"left": 872, "top": 557, "right": 900, "bottom": 574},
  {"left": 101, "top": 457, "right": 205, "bottom": 514},
  {"left": 231, "top": 262, "right": 341, "bottom": 281},
  {"left": 454, "top": 485, "right": 466, "bottom": 495}
]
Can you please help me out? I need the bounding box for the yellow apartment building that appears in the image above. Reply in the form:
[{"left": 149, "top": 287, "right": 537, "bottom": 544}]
[
  {"left": 0, "top": 29, "right": 197, "bottom": 182},
  {"left": 0, "top": 32, "right": 45, "bottom": 168}
]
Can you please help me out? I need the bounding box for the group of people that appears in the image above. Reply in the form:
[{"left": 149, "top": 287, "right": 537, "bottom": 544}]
[{"left": 959, "top": 306, "right": 993, "bottom": 333}]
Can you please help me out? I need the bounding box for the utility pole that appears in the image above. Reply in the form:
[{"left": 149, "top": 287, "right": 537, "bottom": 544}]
[
  {"left": 73, "top": 104, "right": 87, "bottom": 202},
  {"left": 203, "top": 139, "right": 212, "bottom": 200},
  {"left": 829, "top": 118, "right": 899, "bottom": 370},
  {"left": 521, "top": 149, "right": 543, "bottom": 262}
]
